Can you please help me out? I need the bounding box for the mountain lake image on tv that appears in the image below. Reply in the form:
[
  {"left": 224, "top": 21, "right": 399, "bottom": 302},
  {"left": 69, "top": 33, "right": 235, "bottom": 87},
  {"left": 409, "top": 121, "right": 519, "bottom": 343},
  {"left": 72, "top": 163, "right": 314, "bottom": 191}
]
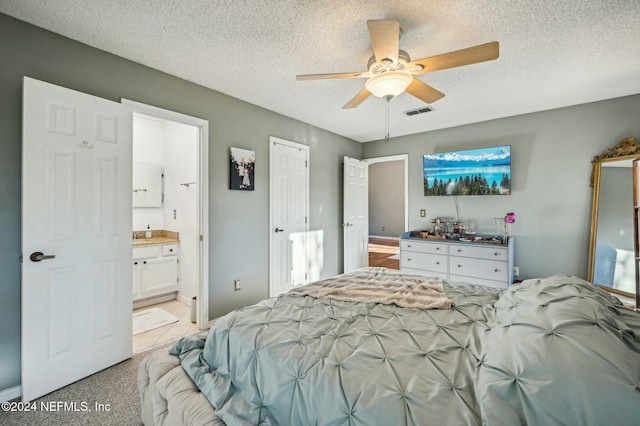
[{"left": 423, "top": 145, "right": 511, "bottom": 196}]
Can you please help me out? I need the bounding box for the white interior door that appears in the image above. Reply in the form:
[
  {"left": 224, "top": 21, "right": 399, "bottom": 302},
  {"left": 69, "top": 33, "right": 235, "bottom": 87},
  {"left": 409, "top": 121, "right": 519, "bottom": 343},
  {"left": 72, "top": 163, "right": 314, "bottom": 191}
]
[
  {"left": 22, "top": 77, "right": 133, "bottom": 401},
  {"left": 343, "top": 156, "right": 369, "bottom": 272},
  {"left": 269, "top": 137, "right": 309, "bottom": 297}
]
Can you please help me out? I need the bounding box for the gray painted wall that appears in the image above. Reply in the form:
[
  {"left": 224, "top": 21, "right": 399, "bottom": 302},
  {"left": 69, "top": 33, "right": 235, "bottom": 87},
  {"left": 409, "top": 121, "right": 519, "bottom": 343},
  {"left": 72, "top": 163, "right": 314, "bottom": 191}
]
[
  {"left": 369, "top": 161, "right": 405, "bottom": 237},
  {"left": 363, "top": 94, "right": 640, "bottom": 281},
  {"left": 0, "top": 14, "right": 361, "bottom": 392}
]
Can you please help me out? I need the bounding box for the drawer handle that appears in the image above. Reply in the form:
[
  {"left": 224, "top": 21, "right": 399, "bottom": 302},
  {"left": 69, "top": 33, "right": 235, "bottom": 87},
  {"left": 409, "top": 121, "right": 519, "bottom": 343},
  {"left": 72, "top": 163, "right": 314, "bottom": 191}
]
[
  {"left": 134, "top": 261, "right": 138, "bottom": 265},
  {"left": 457, "top": 264, "right": 462, "bottom": 268},
  {"left": 494, "top": 268, "right": 499, "bottom": 272},
  {"left": 494, "top": 252, "right": 499, "bottom": 256},
  {"left": 457, "top": 249, "right": 462, "bottom": 253},
  {"left": 407, "top": 258, "right": 411, "bottom": 261},
  {"left": 436, "top": 261, "right": 440, "bottom": 265},
  {"left": 169, "top": 249, "right": 173, "bottom": 252},
  {"left": 436, "top": 247, "right": 441, "bottom": 251},
  {"left": 143, "top": 261, "right": 147, "bottom": 265}
]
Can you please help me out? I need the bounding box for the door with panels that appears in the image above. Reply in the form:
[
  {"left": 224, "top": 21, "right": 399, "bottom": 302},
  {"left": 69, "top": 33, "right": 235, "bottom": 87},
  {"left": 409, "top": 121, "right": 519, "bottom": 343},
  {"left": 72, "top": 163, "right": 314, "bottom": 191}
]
[
  {"left": 343, "top": 157, "right": 369, "bottom": 273},
  {"left": 22, "top": 77, "right": 133, "bottom": 400},
  {"left": 269, "top": 137, "right": 309, "bottom": 297}
]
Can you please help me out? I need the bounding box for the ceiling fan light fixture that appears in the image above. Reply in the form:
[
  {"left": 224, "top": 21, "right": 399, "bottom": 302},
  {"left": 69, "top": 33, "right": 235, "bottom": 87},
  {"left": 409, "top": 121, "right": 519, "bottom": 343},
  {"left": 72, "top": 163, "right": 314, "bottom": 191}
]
[{"left": 365, "top": 71, "right": 413, "bottom": 99}]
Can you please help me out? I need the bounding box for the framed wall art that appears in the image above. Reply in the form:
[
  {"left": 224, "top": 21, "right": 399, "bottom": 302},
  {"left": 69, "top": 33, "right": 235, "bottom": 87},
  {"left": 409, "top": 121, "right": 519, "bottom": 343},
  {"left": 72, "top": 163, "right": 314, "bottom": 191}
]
[{"left": 230, "top": 147, "right": 255, "bottom": 191}]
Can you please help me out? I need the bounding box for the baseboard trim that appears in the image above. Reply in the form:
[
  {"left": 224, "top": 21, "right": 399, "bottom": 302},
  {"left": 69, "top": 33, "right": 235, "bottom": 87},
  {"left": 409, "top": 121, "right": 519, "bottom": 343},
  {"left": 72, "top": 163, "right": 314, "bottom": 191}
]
[
  {"left": 369, "top": 235, "right": 399, "bottom": 240},
  {"left": 132, "top": 292, "right": 177, "bottom": 310},
  {"left": 176, "top": 294, "right": 193, "bottom": 306},
  {"left": 0, "top": 385, "right": 21, "bottom": 402}
]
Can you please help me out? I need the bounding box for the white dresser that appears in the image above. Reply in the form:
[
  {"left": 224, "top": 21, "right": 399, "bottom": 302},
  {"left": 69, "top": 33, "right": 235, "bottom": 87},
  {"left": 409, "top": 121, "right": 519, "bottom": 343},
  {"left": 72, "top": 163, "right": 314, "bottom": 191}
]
[{"left": 400, "top": 237, "right": 514, "bottom": 289}]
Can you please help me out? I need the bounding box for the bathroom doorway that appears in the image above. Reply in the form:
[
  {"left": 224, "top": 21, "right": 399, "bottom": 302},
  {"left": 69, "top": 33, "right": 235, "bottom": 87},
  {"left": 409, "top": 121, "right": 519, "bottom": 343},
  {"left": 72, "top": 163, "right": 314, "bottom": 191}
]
[
  {"left": 365, "top": 155, "right": 408, "bottom": 270},
  {"left": 123, "top": 100, "right": 210, "bottom": 353}
]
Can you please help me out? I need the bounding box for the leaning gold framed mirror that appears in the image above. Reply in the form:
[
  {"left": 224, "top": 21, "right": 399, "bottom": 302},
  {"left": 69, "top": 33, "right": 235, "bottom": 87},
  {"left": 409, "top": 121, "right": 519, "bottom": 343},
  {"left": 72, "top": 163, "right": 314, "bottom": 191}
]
[{"left": 588, "top": 137, "right": 640, "bottom": 309}]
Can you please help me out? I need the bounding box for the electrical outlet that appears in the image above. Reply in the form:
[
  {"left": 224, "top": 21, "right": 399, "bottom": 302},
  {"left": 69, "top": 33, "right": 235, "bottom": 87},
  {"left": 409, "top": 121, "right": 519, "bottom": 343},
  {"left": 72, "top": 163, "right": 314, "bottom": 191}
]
[
  {"left": 234, "top": 280, "right": 241, "bottom": 291},
  {"left": 513, "top": 267, "right": 520, "bottom": 277},
  {"left": 420, "top": 209, "right": 426, "bottom": 217}
]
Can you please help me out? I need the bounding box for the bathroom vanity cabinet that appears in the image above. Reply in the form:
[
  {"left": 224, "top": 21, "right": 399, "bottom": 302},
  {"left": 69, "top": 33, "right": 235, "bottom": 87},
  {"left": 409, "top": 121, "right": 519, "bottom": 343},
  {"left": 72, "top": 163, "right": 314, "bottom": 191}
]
[{"left": 132, "top": 242, "right": 179, "bottom": 301}]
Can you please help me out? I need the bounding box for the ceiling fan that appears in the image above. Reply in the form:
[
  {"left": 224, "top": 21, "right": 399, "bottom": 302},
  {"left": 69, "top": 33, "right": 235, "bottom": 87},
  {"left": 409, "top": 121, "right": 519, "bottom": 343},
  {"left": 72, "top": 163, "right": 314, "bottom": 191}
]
[{"left": 296, "top": 20, "right": 499, "bottom": 109}]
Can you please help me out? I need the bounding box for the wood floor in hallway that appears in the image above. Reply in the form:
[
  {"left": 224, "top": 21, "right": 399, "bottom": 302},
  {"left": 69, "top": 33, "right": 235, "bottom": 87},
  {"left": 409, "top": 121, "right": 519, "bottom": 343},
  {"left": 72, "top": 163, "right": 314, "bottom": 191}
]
[{"left": 368, "top": 237, "right": 400, "bottom": 270}]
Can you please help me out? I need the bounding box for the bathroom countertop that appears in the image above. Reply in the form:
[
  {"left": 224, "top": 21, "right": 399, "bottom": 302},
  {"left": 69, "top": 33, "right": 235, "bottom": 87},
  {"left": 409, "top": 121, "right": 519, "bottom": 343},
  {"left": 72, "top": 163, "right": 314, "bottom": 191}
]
[
  {"left": 132, "top": 237, "right": 179, "bottom": 246},
  {"left": 132, "top": 229, "right": 179, "bottom": 246}
]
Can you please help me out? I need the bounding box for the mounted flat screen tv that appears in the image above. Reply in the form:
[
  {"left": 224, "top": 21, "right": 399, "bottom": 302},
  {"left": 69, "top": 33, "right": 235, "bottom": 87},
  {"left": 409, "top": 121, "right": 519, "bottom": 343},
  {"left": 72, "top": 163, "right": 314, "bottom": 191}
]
[{"left": 423, "top": 145, "right": 511, "bottom": 196}]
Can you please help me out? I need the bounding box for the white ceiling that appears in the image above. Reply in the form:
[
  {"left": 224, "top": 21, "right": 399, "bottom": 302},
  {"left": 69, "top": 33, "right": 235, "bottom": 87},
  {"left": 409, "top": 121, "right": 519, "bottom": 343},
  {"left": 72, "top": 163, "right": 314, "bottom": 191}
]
[{"left": 2, "top": 0, "right": 640, "bottom": 142}]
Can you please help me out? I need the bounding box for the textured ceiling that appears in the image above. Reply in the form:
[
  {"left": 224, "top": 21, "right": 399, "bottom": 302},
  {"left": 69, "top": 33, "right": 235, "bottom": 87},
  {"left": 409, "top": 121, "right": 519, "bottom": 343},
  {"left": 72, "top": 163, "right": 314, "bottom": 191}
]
[{"left": 2, "top": 0, "right": 639, "bottom": 142}]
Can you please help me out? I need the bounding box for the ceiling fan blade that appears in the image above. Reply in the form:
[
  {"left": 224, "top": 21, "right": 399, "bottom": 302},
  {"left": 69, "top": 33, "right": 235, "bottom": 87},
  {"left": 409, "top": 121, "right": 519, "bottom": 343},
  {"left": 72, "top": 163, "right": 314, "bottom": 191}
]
[
  {"left": 408, "top": 41, "right": 499, "bottom": 75},
  {"left": 342, "top": 88, "right": 372, "bottom": 109},
  {"left": 405, "top": 79, "right": 445, "bottom": 104},
  {"left": 296, "top": 71, "right": 369, "bottom": 80},
  {"left": 367, "top": 20, "right": 400, "bottom": 64}
]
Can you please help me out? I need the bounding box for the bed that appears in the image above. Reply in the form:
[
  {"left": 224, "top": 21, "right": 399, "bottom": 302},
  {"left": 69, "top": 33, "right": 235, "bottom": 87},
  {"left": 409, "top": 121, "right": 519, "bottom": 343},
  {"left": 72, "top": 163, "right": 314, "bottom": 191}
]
[{"left": 139, "top": 267, "right": 640, "bottom": 425}]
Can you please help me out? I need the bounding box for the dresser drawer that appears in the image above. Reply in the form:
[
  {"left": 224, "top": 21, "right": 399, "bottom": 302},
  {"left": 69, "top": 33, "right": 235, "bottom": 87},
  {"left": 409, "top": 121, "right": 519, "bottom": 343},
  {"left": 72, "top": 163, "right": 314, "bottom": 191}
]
[
  {"left": 401, "top": 267, "right": 448, "bottom": 280},
  {"left": 449, "top": 274, "right": 508, "bottom": 289},
  {"left": 401, "top": 251, "right": 447, "bottom": 273},
  {"left": 400, "top": 240, "right": 447, "bottom": 255},
  {"left": 449, "top": 256, "right": 508, "bottom": 282},
  {"left": 448, "top": 244, "right": 508, "bottom": 261}
]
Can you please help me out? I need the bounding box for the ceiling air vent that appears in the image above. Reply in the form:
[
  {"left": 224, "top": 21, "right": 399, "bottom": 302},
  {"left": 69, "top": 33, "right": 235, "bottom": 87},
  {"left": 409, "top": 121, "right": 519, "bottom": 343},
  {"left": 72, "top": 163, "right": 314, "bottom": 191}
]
[{"left": 405, "top": 106, "right": 434, "bottom": 116}]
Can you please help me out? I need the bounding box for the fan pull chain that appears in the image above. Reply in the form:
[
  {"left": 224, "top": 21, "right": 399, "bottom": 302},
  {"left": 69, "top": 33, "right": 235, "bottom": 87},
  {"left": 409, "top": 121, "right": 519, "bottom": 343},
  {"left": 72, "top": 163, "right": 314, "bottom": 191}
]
[{"left": 384, "top": 95, "right": 391, "bottom": 143}]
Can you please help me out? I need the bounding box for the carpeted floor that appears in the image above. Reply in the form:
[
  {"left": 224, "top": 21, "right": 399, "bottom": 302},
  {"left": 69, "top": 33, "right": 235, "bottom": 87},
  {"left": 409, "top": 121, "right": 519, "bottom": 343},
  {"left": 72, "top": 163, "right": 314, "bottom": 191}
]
[{"left": 0, "top": 340, "right": 181, "bottom": 426}]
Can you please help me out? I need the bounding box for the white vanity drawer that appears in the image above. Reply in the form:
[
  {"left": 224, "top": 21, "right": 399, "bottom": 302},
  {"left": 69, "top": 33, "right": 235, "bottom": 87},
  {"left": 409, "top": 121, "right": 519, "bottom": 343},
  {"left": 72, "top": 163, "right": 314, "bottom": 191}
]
[
  {"left": 162, "top": 244, "right": 179, "bottom": 256},
  {"left": 400, "top": 240, "right": 447, "bottom": 255},
  {"left": 132, "top": 245, "right": 161, "bottom": 260},
  {"left": 448, "top": 244, "right": 508, "bottom": 261},
  {"left": 401, "top": 251, "right": 447, "bottom": 273},
  {"left": 449, "top": 256, "right": 508, "bottom": 282}
]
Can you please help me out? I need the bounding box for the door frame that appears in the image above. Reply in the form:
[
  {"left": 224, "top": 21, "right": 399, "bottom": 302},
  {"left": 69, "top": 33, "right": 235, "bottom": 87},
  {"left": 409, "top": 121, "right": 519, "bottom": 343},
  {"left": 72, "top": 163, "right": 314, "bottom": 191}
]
[
  {"left": 122, "top": 99, "right": 210, "bottom": 329},
  {"left": 269, "top": 136, "right": 310, "bottom": 297},
  {"left": 363, "top": 154, "right": 409, "bottom": 235}
]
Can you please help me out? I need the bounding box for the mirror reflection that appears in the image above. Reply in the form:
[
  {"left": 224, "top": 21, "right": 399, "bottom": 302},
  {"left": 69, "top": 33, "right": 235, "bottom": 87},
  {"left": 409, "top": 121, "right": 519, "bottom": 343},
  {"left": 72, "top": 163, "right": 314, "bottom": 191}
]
[{"left": 133, "top": 162, "right": 163, "bottom": 207}]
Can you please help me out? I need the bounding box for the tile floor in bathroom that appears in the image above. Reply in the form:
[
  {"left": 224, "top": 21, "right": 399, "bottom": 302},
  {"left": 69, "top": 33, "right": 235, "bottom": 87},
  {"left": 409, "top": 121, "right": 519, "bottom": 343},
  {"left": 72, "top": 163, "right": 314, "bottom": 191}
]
[{"left": 132, "top": 299, "right": 200, "bottom": 354}]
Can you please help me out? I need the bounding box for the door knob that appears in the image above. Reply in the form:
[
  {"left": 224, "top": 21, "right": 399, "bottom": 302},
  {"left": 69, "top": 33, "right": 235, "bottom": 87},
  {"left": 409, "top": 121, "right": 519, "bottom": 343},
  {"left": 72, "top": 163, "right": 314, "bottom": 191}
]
[
  {"left": 274, "top": 228, "right": 285, "bottom": 233},
  {"left": 30, "top": 252, "right": 56, "bottom": 262}
]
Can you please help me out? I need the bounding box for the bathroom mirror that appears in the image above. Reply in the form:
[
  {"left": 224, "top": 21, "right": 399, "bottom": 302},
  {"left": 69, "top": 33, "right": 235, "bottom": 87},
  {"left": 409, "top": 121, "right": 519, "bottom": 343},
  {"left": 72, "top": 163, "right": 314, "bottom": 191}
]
[
  {"left": 133, "top": 162, "right": 163, "bottom": 207},
  {"left": 588, "top": 137, "right": 640, "bottom": 308}
]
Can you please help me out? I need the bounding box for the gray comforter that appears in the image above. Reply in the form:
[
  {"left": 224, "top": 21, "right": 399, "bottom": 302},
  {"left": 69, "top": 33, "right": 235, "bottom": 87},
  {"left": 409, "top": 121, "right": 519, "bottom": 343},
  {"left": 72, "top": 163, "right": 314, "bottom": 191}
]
[{"left": 171, "top": 270, "right": 640, "bottom": 425}]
